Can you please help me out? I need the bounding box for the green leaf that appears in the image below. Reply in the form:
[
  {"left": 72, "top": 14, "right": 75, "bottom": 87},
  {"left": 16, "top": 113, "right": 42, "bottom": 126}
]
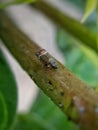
[
  {"left": 15, "top": 113, "right": 54, "bottom": 130},
  {"left": 81, "top": 0, "right": 97, "bottom": 23},
  {"left": 0, "top": 92, "right": 8, "bottom": 130},
  {"left": 63, "top": 0, "right": 96, "bottom": 27},
  {"left": 12, "top": 0, "right": 36, "bottom": 4},
  {"left": 56, "top": 29, "right": 98, "bottom": 87},
  {"left": 30, "top": 91, "right": 78, "bottom": 130},
  {"left": 63, "top": 0, "right": 85, "bottom": 10},
  {"left": 79, "top": 44, "right": 98, "bottom": 68},
  {"left": 0, "top": 0, "right": 36, "bottom": 8},
  {"left": 0, "top": 50, "right": 18, "bottom": 130}
]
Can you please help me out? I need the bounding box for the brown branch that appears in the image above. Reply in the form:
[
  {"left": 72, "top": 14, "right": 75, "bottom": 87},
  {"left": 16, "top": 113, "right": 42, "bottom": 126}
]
[{"left": 0, "top": 10, "right": 98, "bottom": 130}]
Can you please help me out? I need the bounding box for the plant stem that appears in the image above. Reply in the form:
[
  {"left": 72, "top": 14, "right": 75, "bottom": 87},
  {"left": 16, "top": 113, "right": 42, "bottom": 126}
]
[
  {"left": 0, "top": 10, "right": 98, "bottom": 130},
  {"left": 32, "top": 0, "right": 98, "bottom": 53}
]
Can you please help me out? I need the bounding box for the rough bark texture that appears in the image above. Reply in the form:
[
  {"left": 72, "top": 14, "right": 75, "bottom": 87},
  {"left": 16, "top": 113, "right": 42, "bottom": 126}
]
[{"left": 0, "top": 10, "right": 98, "bottom": 130}]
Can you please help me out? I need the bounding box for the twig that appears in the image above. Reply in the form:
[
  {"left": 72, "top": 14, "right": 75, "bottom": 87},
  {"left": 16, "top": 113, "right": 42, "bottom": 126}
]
[
  {"left": 0, "top": 10, "right": 98, "bottom": 130},
  {"left": 32, "top": 0, "right": 98, "bottom": 52}
]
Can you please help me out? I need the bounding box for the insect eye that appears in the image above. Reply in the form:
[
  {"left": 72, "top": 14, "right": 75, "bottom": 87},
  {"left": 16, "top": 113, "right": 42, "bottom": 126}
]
[
  {"left": 36, "top": 49, "right": 47, "bottom": 58},
  {"left": 40, "top": 49, "right": 46, "bottom": 54}
]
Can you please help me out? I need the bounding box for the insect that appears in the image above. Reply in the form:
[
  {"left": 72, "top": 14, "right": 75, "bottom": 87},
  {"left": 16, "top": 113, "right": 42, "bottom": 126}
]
[{"left": 36, "top": 49, "right": 58, "bottom": 69}]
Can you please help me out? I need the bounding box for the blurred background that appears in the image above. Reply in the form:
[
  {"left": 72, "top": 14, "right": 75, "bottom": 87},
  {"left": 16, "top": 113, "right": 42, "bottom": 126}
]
[{"left": 0, "top": 0, "right": 98, "bottom": 130}]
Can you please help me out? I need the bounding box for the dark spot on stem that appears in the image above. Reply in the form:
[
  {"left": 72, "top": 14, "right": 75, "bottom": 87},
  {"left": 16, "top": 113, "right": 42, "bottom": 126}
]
[
  {"left": 60, "top": 91, "right": 64, "bottom": 96},
  {"left": 33, "top": 79, "right": 37, "bottom": 84},
  {"left": 48, "top": 80, "right": 52, "bottom": 85},
  {"left": 29, "top": 74, "right": 32, "bottom": 78},
  {"left": 29, "top": 74, "right": 37, "bottom": 84},
  {"left": 68, "top": 73, "right": 71, "bottom": 77},
  {"left": 67, "top": 116, "right": 72, "bottom": 121}
]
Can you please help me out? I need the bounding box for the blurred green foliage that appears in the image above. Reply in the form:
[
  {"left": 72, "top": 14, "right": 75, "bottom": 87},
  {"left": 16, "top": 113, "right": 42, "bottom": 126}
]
[
  {"left": 0, "top": 0, "right": 36, "bottom": 8},
  {"left": 63, "top": 0, "right": 85, "bottom": 10},
  {"left": 63, "top": 0, "right": 97, "bottom": 32},
  {"left": 0, "top": 50, "right": 18, "bottom": 130},
  {"left": 15, "top": 113, "right": 53, "bottom": 130},
  {"left": 58, "top": 0, "right": 98, "bottom": 87},
  {"left": 56, "top": 29, "right": 98, "bottom": 87},
  {"left": 30, "top": 91, "right": 79, "bottom": 130},
  {"left": 14, "top": 91, "right": 79, "bottom": 130},
  {"left": 81, "top": 0, "right": 97, "bottom": 23}
]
